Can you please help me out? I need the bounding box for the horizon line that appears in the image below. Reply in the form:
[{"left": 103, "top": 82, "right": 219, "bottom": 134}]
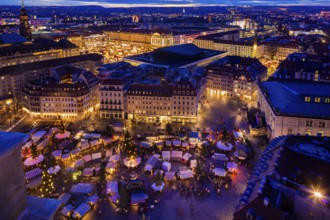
[{"left": 1, "top": 3, "right": 330, "bottom": 8}]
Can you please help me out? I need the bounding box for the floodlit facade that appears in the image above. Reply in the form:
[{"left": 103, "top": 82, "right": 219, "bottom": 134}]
[
  {"left": 22, "top": 66, "right": 99, "bottom": 119},
  {"left": 205, "top": 56, "right": 267, "bottom": 100},
  {"left": 127, "top": 80, "right": 200, "bottom": 123},
  {"left": 0, "top": 54, "right": 103, "bottom": 110}
]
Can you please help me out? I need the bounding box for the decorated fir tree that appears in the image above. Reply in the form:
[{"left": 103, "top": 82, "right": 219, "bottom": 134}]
[
  {"left": 59, "top": 120, "right": 66, "bottom": 134},
  {"left": 30, "top": 143, "right": 38, "bottom": 159},
  {"left": 123, "top": 130, "right": 137, "bottom": 158},
  {"left": 39, "top": 164, "right": 55, "bottom": 198}
]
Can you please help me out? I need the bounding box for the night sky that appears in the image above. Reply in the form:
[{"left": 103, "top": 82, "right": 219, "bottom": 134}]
[{"left": 2, "top": 0, "right": 330, "bottom": 7}]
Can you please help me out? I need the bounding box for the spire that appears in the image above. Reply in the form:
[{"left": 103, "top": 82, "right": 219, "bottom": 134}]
[{"left": 22, "top": 0, "right": 24, "bottom": 8}]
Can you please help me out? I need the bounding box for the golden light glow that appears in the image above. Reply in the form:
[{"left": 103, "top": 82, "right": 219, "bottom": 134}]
[{"left": 314, "top": 191, "right": 323, "bottom": 198}]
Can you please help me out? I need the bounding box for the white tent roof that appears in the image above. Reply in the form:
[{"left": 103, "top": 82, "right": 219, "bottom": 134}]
[
  {"left": 171, "top": 151, "right": 183, "bottom": 158},
  {"left": 216, "top": 141, "right": 233, "bottom": 151},
  {"left": 82, "top": 155, "right": 92, "bottom": 163},
  {"left": 182, "top": 153, "right": 192, "bottom": 161},
  {"left": 37, "top": 139, "right": 49, "bottom": 150},
  {"left": 23, "top": 140, "right": 33, "bottom": 148},
  {"left": 227, "top": 162, "right": 238, "bottom": 170},
  {"left": 144, "top": 164, "right": 153, "bottom": 171},
  {"left": 48, "top": 165, "right": 61, "bottom": 174},
  {"left": 199, "top": 141, "right": 210, "bottom": 147},
  {"left": 80, "top": 141, "right": 90, "bottom": 151},
  {"left": 140, "top": 141, "right": 152, "bottom": 148},
  {"left": 234, "top": 131, "right": 244, "bottom": 139},
  {"left": 82, "top": 168, "right": 94, "bottom": 177},
  {"left": 154, "top": 140, "right": 164, "bottom": 146},
  {"left": 109, "top": 154, "right": 121, "bottom": 162},
  {"left": 75, "top": 159, "right": 85, "bottom": 168},
  {"left": 213, "top": 168, "right": 227, "bottom": 177},
  {"left": 58, "top": 193, "right": 71, "bottom": 205},
  {"left": 213, "top": 153, "right": 228, "bottom": 161},
  {"left": 173, "top": 140, "right": 181, "bottom": 147},
  {"left": 165, "top": 172, "right": 176, "bottom": 180},
  {"left": 55, "top": 131, "right": 71, "bottom": 140},
  {"left": 83, "top": 133, "right": 101, "bottom": 139},
  {"left": 24, "top": 154, "right": 44, "bottom": 167},
  {"left": 107, "top": 181, "right": 118, "bottom": 194},
  {"left": 73, "top": 130, "right": 84, "bottom": 140},
  {"left": 63, "top": 153, "right": 70, "bottom": 160},
  {"left": 60, "top": 204, "right": 74, "bottom": 216},
  {"left": 70, "top": 183, "right": 93, "bottom": 194},
  {"left": 179, "top": 169, "right": 194, "bottom": 179},
  {"left": 162, "top": 161, "right": 171, "bottom": 172},
  {"left": 165, "top": 140, "right": 172, "bottom": 146},
  {"left": 106, "top": 161, "right": 117, "bottom": 170},
  {"left": 103, "top": 138, "right": 114, "bottom": 146},
  {"left": 182, "top": 141, "right": 189, "bottom": 147},
  {"left": 31, "top": 131, "right": 46, "bottom": 143},
  {"left": 162, "top": 151, "right": 171, "bottom": 161},
  {"left": 151, "top": 182, "right": 165, "bottom": 191},
  {"left": 124, "top": 157, "right": 141, "bottom": 168},
  {"left": 70, "top": 148, "right": 80, "bottom": 156},
  {"left": 25, "top": 168, "right": 42, "bottom": 180},
  {"left": 73, "top": 203, "right": 91, "bottom": 218},
  {"left": 86, "top": 194, "right": 99, "bottom": 204},
  {"left": 190, "top": 159, "right": 197, "bottom": 169},
  {"left": 89, "top": 139, "right": 99, "bottom": 147},
  {"left": 92, "top": 152, "right": 102, "bottom": 160},
  {"left": 52, "top": 150, "right": 62, "bottom": 158}
]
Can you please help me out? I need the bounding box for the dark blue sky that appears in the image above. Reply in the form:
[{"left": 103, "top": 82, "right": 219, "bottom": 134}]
[{"left": 4, "top": 0, "right": 330, "bottom": 7}]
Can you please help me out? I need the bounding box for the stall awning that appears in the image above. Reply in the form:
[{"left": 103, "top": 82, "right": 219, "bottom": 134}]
[
  {"left": 213, "top": 168, "right": 227, "bottom": 177},
  {"left": 58, "top": 193, "right": 71, "bottom": 205},
  {"left": 73, "top": 203, "right": 91, "bottom": 218},
  {"left": 25, "top": 168, "right": 42, "bottom": 180},
  {"left": 107, "top": 181, "right": 118, "bottom": 194}
]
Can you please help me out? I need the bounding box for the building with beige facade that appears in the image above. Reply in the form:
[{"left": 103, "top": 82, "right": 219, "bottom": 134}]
[
  {"left": 194, "top": 31, "right": 263, "bottom": 59},
  {"left": 0, "top": 38, "right": 79, "bottom": 68},
  {"left": 258, "top": 81, "right": 330, "bottom": 139},
  {"left": 22, "top": 66, "right": 99, "bottom": 119},
  {"left": 205, "top": 56, "right": 267, "bottom": 100},
  {"left": 0, "top": 53, "right": 103, "bottom": 110},
  {"left": 126, "top": 80, "right": 200, "bottom": 123},
  {"left": 99, "top": 79, "right": 126, "bottom": 120}
]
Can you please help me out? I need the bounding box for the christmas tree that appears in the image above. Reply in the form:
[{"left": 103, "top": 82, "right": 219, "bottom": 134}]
[
  {"left": 59, "top": 120, "right": 66, "bottom": 134},
  {"left": 30, "top": 143, "right": 38, "bottom": 159},
  {"left": 39, "top": 164, "right": 55, "bottom": 198},
  {"left": 123, "top": 130, "right": 137, "bottom": 158}
]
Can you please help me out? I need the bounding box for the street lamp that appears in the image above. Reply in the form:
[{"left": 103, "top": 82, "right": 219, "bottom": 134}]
[{"left": 314, "top": 191, "right": 323, "bottom": 199}]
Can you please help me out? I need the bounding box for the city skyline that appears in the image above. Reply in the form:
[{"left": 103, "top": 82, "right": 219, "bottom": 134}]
[{"left": 2, "top": 0, "right": 330, "bottom": 7}]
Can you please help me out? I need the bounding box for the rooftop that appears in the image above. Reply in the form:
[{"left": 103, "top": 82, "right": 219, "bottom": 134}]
[
  {"left": 0, "top": 132, "right": 27, "bottom": 155},
  {"left": 125, "top": 44, "right": 225, "bottom": 68},
  {"left": 260, "top": 81, "right": 330, "bottom": 119},
  {"left": 0, "top": 53, "right": 103, "bottom": 76},
  {"left": 27, "top": 196, "right": 61, "bottom": 220}
]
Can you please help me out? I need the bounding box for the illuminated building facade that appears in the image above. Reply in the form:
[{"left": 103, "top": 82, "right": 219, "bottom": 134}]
[
  {"left": 258, "top": 81, "right": 330, "bottom": 139},
  {"left": 22, "top": 66, "right": 99, "bottom": 119},
  {"left": 0, "top": 53, "right": 103, "bottom": 110},
  {"left": 272, "top": 53, "right": 330, "bottom": 82},
  {"left": 99, "top": 79, "right": 126, "bottom": 120},
  {"left": 0, "top": 38, "right": 80, "bottom": 68},
  {"left": 19, "top": 0, "right": 32, "bottom": 40},
  {"left": 127, "top": 80, "right": 200, "bottom": 123},
  {"left": 205, "top": 56, "right": 267, "bottom": 100}
]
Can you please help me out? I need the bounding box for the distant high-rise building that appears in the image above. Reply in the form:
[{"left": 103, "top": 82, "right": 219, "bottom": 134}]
[
  {"left": 51, "top": 10, "right": 57, "bottom": 24},
  {"left": 19, "top": 0, "right": 32, "bottom": 39}
]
